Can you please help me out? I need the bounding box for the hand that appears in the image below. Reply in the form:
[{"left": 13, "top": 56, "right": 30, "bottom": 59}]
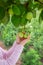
[{"left": 16, "top": 33, "right": 30, "bottom": 46}]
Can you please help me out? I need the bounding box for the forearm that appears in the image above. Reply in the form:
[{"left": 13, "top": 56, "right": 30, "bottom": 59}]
[
  {"left": 3, "top": 40, "right": 24, "bottom": 59},
  {"left": 5, "top": 41, "right": 18, "bottom": 58},
  {"left": 6, "top": 43, "right": 24, "bottom": 65},
  {"left": 6, "top": 42, "right": 24, "bottom": 58},
  {"left": 0, "top": 42, "right": 24, "bottom": 65},
  {"left": 2, "top": 41, "right": 18, "bottom": 59}
]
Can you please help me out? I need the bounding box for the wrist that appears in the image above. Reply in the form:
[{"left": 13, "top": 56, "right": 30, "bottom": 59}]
[
  {"left": 20, "top": 43, "right": 24, "bottom": 46},
  {"left": 16, "top": 41, "right": 20, "bottom": 44},
  {"left": 16, "top": 41, "right": 24, "bottom": 47}
]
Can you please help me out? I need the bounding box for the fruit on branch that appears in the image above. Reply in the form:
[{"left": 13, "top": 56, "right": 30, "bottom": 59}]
[
  {"left": 8, "top": 8, "right": 13, "bottom": 15},
  {"left": 26, "top": 12, "right": 33, "bottom": 20}
]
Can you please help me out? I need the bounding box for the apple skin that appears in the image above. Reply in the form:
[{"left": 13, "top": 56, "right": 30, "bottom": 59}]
[
  {"left": 20, "top": 37, "right": 27, "bottom": 42},
  {"left": 19, "top": 32, "right": 28, "bottom": 41}
]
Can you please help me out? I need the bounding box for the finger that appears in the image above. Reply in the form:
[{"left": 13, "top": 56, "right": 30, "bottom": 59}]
[
  {"left": 27, "top": 35, "right": 30, "bottom": 40},
  {"left": 21, "top": 39, "right": 28, "bottom": 44}
]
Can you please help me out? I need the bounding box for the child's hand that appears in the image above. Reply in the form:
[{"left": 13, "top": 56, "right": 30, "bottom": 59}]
[
  {"left": 16, "top": 33, "right": 30, "bottom": 46},
  {"left": 20, "top": 35, "right": 30, "bottom": 46}
]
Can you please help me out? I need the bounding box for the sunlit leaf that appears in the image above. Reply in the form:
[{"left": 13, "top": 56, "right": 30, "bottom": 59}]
[
  {"left": 12, "top": 5, "right": 21, "bottom": 15},
  {"left": 26, "top": 12, "right": 33, "bottom": 20}
]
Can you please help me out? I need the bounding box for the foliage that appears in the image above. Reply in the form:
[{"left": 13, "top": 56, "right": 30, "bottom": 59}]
[
  {"left": 0, "top": 22, "right": 16, "bottom": 46},
  {"left": 22, "top": 49, "right": 42, "bottom": 65},
  {"left": 0, "top": 0, "right": 43, "bottom": 27}
]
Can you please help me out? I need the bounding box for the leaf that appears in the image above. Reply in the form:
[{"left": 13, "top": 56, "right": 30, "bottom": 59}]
[
  {"left": 11, "top": 14, "right": 27, "bottom": 27},
  {"left": 40, "top": 10, "right": 43, "bottom": 20},
  {"left": 11, "top": 15, "right": 20, "bottom": 27},
  {"left": 20, "top": 17, "right": 27, "bottom": 26},
  {"left": 18, "top": 5, "right": 26, "bottom": 15},
  {"left": 14, "top": 0, "right": 20, "bottom": 3},
  {"left": 0, "top": 6, "right": 5, "bottom": 20},
  {"left": 12, "top": 5, "right": 21, "bottom": 15}
]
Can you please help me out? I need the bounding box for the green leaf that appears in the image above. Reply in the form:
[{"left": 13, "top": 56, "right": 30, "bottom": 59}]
[
  {"left": 20, "top": 17, "right": 27, "bottom": 26},
  {"left": 11, "top": 15, "right": 27, "bottom": 27},
  {"left": 11, "top": 15, "right": 20, "bottom": 27},
  {"left": 12, "top": 5, "right": 21, "bottom": 15},
  {"left": 40, "top": 10, "right": 43, "bottom": 20},
  {"left": 18, "top": 5, "right": 26, "bottom": 15},
  {"left": 0, "top": 6, "right": 5, "bottom": 20}
]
